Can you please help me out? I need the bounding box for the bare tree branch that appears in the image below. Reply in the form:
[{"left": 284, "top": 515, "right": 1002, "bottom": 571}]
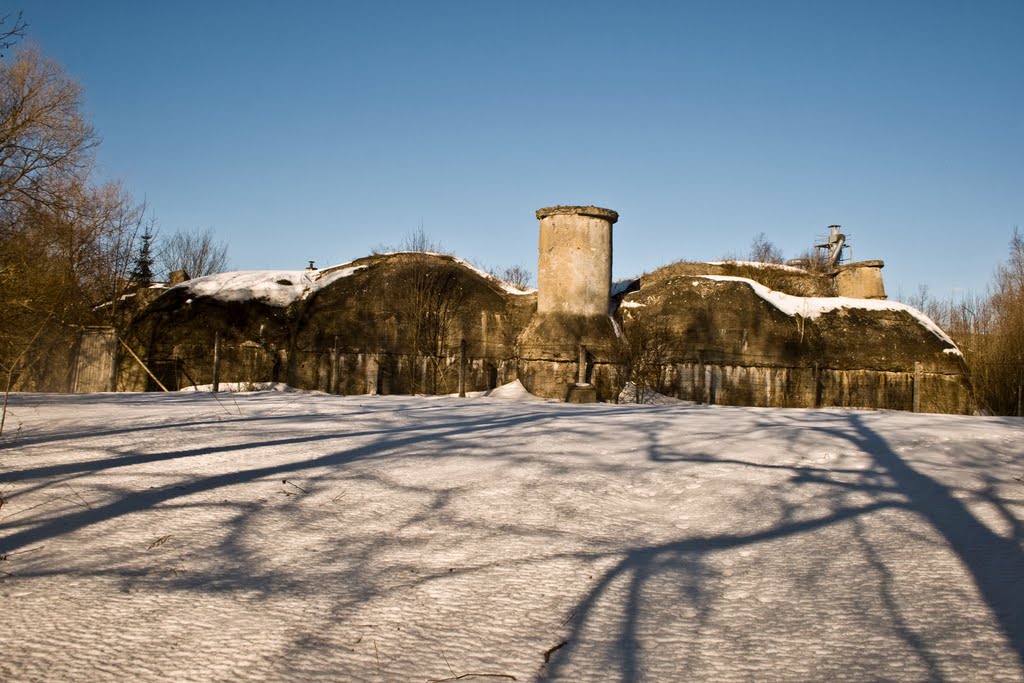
[
  {"left": 0, "top": 12, "right": 27, "bottom": 58},
  {"left": 156, "top": 226, "right": 230, "bottom": 280}
]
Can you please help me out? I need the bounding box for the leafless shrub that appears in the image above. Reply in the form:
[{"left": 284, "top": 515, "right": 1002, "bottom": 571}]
[
  {"left": 373, "top": 226, "right": 448, "bottom": 255},
  {"left": 158, "top": 227, "right": 230, "bottom": 280},
  {"left": 492, "top": 264, "right": 532, "bottom": 290},
  {"left": 381, "top": 256, "right": 466, "bottom": 394},
  {"left": 618, "top": 311, "right": 673, "bottom": 403},
  {"left": 748, "top": 232, "right": 784, "bottom": 264},
  {"left": 789, "top": 247, "right": 831, "bottom": 273}
]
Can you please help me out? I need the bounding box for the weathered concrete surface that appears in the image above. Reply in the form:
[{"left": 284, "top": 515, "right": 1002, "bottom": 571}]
[
  {"left": 619, "top": 269, "right": 971, "bottom": 412},
  {"left": 129, "top": 253, "right": 529, "bottom": 395},
  {"left": 565, "top": 383, "right": 598, "bottom": 403},
  {"left": 834, "top": 260, "right": 887, "bottom": 299},
  {"left": 535, "top": 205, "right": 618, "bottom": 317},
  {"left": 71, "top": 327, "right": 118, "bottom": 393},
  {"left": 655, "top": 260, "right": 836, "bottom": 297},
  {"left": 521, "top": 206, "right": 621, "bottom": 399}
]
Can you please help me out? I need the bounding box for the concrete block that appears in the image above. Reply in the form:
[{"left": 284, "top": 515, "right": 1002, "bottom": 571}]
[{"left": 565, "top": 383, "right": 598, "bottom": 403}]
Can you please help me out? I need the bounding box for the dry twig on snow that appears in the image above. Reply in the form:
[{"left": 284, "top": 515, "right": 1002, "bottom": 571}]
[{"left": 147, "top": 535, "right": 172, "bottom": 550}]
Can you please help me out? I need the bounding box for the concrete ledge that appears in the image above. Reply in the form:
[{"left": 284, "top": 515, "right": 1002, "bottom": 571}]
[
  {"left": 835, "top": 259, "right": 884, "bottom": 271},
  {"left": 536, "top": 205, "right": 619, "bottom": 223}
]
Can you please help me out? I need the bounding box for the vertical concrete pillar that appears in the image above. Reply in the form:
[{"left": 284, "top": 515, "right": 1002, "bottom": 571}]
[
  {"left": 212, "top": 331, "right": 222, "bottom": 393},
  {"left": 330, "top": 335, "right": 340, "bottom": 393},
  {"left": 536, "top": 206, "right": 617, "bottom": 316},
  {"left": 459, "top": 339, "right": 467, "bottom": 398},
  {"left": 697, "top": 350, "right": 706, "bottom": 404},
  {"left": 577, "top": 344, "right": 587, "bottom": 384},
  {"left": 517, "top": 206, "right": 620, "bottom": 400},
  {"left": 365, "top": 354, "right": 379, "bottom": 395},
  {"left": 913, "top": 361, "right": 923, "bottom": 413}
]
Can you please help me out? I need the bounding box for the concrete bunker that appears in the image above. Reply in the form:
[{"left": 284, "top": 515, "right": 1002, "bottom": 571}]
[{"left": 106, "top": 205, "right": 972, "bottom": 413}]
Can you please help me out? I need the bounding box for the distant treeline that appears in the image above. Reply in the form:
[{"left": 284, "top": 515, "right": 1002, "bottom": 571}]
[{"left": 904, "top": 229, "right": 1024, "bottom": 416}]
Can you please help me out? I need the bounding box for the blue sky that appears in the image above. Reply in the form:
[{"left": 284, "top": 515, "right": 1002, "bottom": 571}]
[{"left": 21, "top": 1, "right": 1024, "bottom": 299}]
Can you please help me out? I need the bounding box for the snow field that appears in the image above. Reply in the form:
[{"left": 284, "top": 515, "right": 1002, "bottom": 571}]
[{"left": 1, "top": 391, "right": 1022, "bottom": 681}]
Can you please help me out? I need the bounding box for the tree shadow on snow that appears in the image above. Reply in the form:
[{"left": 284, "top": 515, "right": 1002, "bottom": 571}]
[
  {"left": 542, "top": 409, "right": 1024, "bottom": 682},
  {"left": 3, "top": 398, "right": 1022, "bottom": 681},
  {"left": 0, "top": 406, "right": 562, "bottom": 555}
]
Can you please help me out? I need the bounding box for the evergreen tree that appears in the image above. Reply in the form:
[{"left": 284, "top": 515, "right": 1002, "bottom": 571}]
[{"left": 130, "top": 230, "right": 155, "bottom": 285}]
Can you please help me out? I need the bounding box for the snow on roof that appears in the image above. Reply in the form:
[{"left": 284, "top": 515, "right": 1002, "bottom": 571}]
[
  {"left": 700, "top": 275, "right": 962, "bottom": 353},
  {"left": 173, "top": 251, "right": 535, "bottom": 307},
  {"left": 705, "top": 260, "right": 811, "bottom": 274},
  {"left": 176, "top": 264, "right": 367, "bottom": 307}
]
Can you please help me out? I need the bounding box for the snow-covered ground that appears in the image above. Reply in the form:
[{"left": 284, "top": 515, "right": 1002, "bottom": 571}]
[{"left": 1, "top": 390, "right": 1022, "bottom": 682}]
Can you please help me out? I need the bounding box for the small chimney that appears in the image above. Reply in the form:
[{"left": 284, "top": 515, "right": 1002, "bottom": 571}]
[{"left": 307, "top": 260, "right": 317, "bottom": 271}]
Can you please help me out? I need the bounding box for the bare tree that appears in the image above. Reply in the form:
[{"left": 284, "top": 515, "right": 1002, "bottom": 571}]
[
  {"left": 748, "top": 232, "right": 784, "bottom": 264},
  {"left": 379, "top": 255, "right": 467, "bottom": 394},
  {"left": 0, "top": 36, "right": 146, "bottom": 425},
  {"left": 971, "top": 228, "right": 1024, "bottom": 415},
  {"left": 373, "top": 226, "right": 448, "bottom": 255},
  {"left": 790, "top": 247, "right": 830, "bottom": 273},
  {"left": 618, "top": 311, "right": 673, "bottom": 403},
  {"left": 0, "top": 46, "right": 96, "bottom": 206},
  {"left": 493, "top": 264, "right": 533, "bottom": 290},
  {"left": 916, "top": 228, "right": 1024, "bottom": 415},
  {"left": 406, "top": 263, "right": 465, "bottom": 393},
  {"left": 905, "top": 284, "right": 937, "bottom": 318},
  {"left": 1, "top": 176, "right": 146, "bottom": 430},
  {"left": 158, "top": 226, "right": 230, "bottom": 280},
  {"left": 721, "top": 234, "right": 793, "bottom": 293},
  {"left": 0, "top": 26, "right": 162, "bottom": 433}
]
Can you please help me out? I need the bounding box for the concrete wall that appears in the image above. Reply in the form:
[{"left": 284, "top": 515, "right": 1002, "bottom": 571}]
[
  {"left": 655, "top": 361, "right": 970, "bottom": 413},
  {"left": 292, "top": 349, "right": 515, "bottom": 396},
  {"left": 516, "top": 358, "right": 620, "bottom": 402}
]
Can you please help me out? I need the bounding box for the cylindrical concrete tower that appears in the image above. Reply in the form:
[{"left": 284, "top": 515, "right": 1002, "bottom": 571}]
[
  {"left": 536, "top": 206, "right": 619, "bottom": 316},
  {"left": 517, "top": 205, "right": 621, "bottom": 401}
]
